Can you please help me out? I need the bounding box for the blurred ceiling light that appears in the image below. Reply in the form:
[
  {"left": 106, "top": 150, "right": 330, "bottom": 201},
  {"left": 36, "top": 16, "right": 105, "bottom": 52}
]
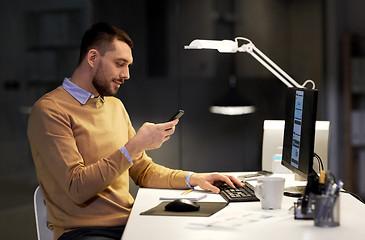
[{"left": 209, "top": 76, "right": 256, "bottom": 115}]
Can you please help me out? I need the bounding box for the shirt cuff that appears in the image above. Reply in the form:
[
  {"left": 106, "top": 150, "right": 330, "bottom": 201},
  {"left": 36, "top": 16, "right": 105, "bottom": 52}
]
[
  {"left": 120, "top": 146, "right": 133, "bottom": 165},
  {"left": 185, "top": 172, "right": 195, "bottom": 189}
]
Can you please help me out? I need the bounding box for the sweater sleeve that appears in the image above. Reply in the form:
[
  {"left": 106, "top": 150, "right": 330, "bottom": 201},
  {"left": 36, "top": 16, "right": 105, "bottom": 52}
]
[
  {"left": 129, "top": 151, "right": 190, "bottom": 189},
  {"left": 126, "top": 124, "right": 190, "bottom": 190},
  {"left": 28, "top": 97, "right": 132, "bottom": 205},
  {"left": 121, "top": 103, "right": 190, "bottom": 189}
]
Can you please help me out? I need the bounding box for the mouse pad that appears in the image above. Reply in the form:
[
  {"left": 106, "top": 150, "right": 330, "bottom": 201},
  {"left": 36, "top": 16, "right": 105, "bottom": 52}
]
[{"left": 140, "top": 201, "right": 228, "bottom": 217}]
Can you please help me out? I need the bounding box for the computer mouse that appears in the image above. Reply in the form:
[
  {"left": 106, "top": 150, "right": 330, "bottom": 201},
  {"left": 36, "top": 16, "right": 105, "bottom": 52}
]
[{"left": 164, "top": 199, "right": 200, "bottom": 212}]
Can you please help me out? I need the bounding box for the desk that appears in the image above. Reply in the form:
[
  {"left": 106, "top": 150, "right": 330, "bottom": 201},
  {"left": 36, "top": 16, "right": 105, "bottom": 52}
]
[{"left": 122, "top": 173, "right": 365, "bottom": 240}]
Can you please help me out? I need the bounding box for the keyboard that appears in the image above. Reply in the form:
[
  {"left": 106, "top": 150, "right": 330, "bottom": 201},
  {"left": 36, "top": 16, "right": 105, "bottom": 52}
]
[{"left": 218, "top": 181, "right": 259, "bottom": 202}]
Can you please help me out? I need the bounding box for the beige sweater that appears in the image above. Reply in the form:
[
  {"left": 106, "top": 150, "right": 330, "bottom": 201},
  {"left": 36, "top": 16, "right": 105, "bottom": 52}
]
[{"left": 28, "top": 86, "right": 189, "bottom": 239}]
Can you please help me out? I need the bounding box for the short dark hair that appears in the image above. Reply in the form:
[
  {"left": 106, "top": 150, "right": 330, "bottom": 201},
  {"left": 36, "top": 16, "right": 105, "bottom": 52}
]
[{"left": 78, "top": 23, "right": 133, "bottom": 65}]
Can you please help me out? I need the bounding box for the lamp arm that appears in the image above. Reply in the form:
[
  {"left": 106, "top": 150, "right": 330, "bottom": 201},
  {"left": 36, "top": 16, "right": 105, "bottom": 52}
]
[
  {"left": 237, "top": 40, "right": 303, "bottom": 88},
  {"left": 184, "top": 37, "right": 315, "bottom": 89},
  {"left": 248, "top": 50, "right": 295, "bottom": 88}
]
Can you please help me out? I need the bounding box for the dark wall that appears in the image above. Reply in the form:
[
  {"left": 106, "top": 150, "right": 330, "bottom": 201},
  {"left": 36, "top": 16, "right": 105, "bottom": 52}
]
[
  {"left": 91, "top": 0, "right": 323, "bottom": 174},
  {"left": 0, "top": 0, "right": 327, "bottom": 182}
]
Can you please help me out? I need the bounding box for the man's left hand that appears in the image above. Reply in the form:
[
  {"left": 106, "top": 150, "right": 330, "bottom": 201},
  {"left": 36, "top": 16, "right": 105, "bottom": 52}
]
[{"left": 189, "top": 173, "right": 244, "bottom": 194}]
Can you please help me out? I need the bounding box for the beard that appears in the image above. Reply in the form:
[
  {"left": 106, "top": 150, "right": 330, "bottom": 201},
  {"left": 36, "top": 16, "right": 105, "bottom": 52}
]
[{"left": 92, "top": 63, "right": 120, "bottom": 97}]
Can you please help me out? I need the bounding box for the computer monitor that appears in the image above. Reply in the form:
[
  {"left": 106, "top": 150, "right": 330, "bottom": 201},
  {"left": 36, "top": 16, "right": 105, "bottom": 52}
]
[{"left": 281, "top": 87, "right": 318, "bottom": 196}]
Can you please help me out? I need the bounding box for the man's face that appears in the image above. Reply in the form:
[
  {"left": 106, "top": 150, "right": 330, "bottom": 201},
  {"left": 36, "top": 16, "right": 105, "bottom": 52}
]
[{"left": 92, "top": 40, "right": 133, "bottom": 96}]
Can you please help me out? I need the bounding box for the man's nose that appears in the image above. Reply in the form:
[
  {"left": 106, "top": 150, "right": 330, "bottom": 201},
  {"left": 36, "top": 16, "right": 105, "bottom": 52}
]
[{"left": 120, "top": 67, "right": 130, "bottom": 80}]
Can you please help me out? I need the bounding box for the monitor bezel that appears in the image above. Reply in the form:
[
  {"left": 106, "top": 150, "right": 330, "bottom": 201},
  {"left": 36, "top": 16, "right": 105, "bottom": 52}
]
[{"left": 281, "top": 87, "right": 318, "bottom": 179}]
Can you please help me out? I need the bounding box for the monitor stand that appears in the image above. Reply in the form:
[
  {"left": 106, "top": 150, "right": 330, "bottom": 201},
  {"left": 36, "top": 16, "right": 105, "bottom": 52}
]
[
  {"left": 284, "top": 185, "right": 305, "bottom": 197},
  {"left": 284, "top": 173, "right": 308, "bottom": 197}
]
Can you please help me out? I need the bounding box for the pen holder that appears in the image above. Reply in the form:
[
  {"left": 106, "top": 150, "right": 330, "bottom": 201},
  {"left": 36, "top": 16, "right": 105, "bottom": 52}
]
[{"left": 311, "top": 193, "right": 340, "bottom": 227}]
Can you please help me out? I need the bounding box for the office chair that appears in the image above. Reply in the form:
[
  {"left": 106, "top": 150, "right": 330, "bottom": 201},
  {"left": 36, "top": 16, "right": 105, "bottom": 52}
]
[{"left": 34, "top": 186, "right": 53, "bottom": 240}]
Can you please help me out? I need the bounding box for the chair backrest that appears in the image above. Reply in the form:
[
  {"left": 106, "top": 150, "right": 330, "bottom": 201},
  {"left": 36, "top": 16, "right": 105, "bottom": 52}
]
[
  {"left": 34, "top": 186, "right": 54, "bottom": 240},
  {"left": 262, "top": 120, "right": 330, "bottom": 173}
]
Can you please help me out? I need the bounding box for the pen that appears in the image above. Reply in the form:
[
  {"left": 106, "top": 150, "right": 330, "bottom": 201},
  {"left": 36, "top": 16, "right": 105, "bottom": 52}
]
[
  {"left": 330, "top": 183, "right": 337, "bottom": 196},
  {"left": 324, "top": 180, "right": 334, "bottom": 196},
  {"left": 181, "top": 189, "right": 193, "bottom": 195},
  {"left": 319, "top": 170, "right": 326, "bottom": 194},
  {"left": 334, "top": 180, "right": 343, "bottom": 195}
]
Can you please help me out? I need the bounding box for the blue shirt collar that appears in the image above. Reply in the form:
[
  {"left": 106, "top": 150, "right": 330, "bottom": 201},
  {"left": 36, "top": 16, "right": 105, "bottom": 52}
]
[{"left": 62, "top": 78, "right": 104, "bottom": 104}]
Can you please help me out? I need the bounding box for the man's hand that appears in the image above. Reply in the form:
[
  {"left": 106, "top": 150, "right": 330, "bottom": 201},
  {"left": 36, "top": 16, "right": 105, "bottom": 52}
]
[
  {"left": 189, "top": 173, "right": 244, "bottom": 194},
  {"left": 125, "top": 119, "right": 179, "bottom": 159}
]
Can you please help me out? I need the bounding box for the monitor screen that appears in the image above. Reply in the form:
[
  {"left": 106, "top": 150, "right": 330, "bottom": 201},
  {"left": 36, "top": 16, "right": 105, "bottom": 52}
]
[{"left": 281, "top": 87, "right": 318, "bottom": 180}]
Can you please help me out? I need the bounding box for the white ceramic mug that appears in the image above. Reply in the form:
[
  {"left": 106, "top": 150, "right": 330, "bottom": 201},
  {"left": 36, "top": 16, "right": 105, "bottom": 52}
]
[{"left": 254, "top": 177, "right": 285, "bottom": 210}]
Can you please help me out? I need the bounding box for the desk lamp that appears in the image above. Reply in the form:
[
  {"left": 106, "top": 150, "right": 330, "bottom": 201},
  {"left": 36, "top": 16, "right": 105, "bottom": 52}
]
[
  {"left": 185, "top": 38, "right": 320, "bottom": 195},
  {"left": 184, "top": 37, "right": 315, "bottom": 90}
]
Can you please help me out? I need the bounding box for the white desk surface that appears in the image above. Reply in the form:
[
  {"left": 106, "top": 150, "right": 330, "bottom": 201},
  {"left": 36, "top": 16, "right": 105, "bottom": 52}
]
[{"left": 122, "top": 173, "right": 365, "bottom": 240}]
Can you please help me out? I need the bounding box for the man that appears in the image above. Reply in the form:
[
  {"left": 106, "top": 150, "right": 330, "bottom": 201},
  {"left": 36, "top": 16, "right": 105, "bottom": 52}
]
[{"left": 28, "top": 23, "right": 243, "bottom": 240}]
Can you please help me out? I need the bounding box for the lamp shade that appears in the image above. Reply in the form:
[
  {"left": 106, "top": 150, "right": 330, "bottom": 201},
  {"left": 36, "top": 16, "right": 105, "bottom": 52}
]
[{"left": 184, "top": 39, "right": 238, "bottom": 53}]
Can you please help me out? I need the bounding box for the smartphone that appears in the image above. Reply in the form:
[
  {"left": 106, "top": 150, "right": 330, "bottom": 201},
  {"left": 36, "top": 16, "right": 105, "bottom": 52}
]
[{"left": 167, "top": 109, "right": 184, "bottom": 122}]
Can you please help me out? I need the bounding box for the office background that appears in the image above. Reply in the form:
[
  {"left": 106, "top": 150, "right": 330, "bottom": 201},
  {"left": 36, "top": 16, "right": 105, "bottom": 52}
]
[{"left": 0, "top": 0, "right": 364, "bottom": 239}]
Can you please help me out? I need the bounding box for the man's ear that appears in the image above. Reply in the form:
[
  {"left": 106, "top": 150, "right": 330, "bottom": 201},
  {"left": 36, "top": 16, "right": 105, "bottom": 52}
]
[{"left": 87, "top": 49, "right": 99, "bottom": 68}]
